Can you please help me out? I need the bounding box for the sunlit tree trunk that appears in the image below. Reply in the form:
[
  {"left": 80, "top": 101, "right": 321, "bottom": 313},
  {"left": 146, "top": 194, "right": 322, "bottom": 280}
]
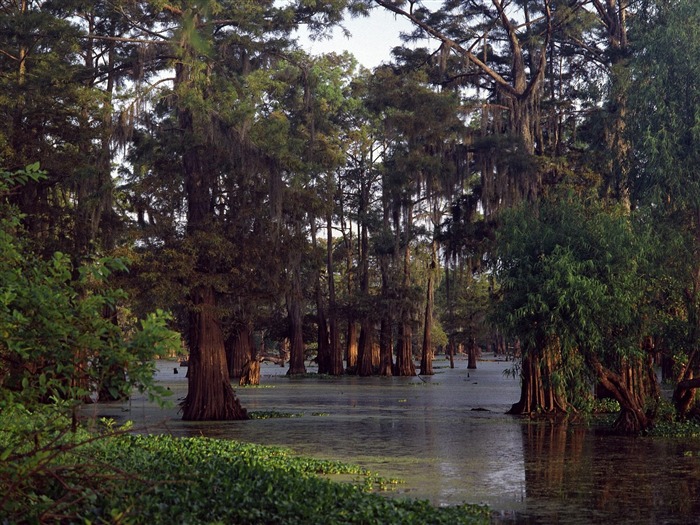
[
  {"left": 346, "top": 321, "right": 358, "bottom": 370},
  {"left": 420, "top": 238, "right": 437, "bottom": 375}
]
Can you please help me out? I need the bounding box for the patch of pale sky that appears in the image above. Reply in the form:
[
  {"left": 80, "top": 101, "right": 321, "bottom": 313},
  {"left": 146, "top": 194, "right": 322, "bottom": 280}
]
[{"left": 297, "top": 7, "right": 424, "bottom": 69}]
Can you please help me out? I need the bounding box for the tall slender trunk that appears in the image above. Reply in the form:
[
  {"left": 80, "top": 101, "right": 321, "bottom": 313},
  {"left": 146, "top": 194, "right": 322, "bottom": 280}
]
[
  {"left": 395, "top": 203, "right": 416, "bottom": 376},
  {"left": 340, "top": 192, "right": 358, "bottom": 371},
  {"left": 286, "top": 252, "right": 307, "bottom": 376},
  {"left": 420, "top": 238, "right": 437, "bottom": 375},
  {"left": 327, "top": 210, "right": 343, "bottom": 375},
  {"left": 312, "top": 218, "right": 330, "bottom": 373}
]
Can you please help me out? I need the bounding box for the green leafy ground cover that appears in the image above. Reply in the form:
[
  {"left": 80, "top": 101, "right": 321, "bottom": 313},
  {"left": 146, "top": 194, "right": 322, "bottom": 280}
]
[{"left": 1, "top": 410, "right": 489, "bottom": 524}]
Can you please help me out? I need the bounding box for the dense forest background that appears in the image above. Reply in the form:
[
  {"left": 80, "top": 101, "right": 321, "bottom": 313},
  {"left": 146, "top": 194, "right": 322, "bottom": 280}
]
[{"left": 2, "top": 0, "right": 700, "bottom": 434}]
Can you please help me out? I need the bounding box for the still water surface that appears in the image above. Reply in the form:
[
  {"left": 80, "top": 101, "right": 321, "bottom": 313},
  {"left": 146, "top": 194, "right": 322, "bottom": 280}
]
[{"left": 87, "top": 357, "right": 700, "bottom": 524}]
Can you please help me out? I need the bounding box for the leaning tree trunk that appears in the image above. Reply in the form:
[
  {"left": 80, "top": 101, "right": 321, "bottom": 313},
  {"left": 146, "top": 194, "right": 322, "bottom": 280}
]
[
  {"left": 673, "top": 348, "right": 698, "bottom": 419},
  {"left": 588, "top": 353, "right": 654, "bottom": 434},
  {"left": 673, "top": 268, "right": 700, "bottom": 418}
]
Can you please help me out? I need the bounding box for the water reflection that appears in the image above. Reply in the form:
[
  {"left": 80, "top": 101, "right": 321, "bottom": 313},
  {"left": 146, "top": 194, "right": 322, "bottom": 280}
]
[{"left": 87, "top": 358, "right": 700, "bottom": 524}]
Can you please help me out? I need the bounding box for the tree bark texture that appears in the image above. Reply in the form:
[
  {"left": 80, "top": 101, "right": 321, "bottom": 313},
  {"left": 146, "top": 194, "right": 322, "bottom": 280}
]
[
  {"left": 226, "top": 325, "right": 253, "bottom": 379},
  {"left": 395, "top": 322, "right": 417, "bottom": 376},
  {"left": 346, "top": 320, "right": 358, "bottom": 370},
  {"left": 182, "top": 286, "right": 247, "bottom": 420},
  {"left": 420, "top": 240, "right": 437, "bottom": 376},
  {"left": 588, "top": 353, "right": 654, "bottom": 433},
  {"left": 239, "top": 359, "right": 261, "bottom": 386},
  {"left": 508, "top": 338, "right": 567, "bottom": 417},
  {"left": 357, "top": 319, "right": 374, "bottom": 376}
]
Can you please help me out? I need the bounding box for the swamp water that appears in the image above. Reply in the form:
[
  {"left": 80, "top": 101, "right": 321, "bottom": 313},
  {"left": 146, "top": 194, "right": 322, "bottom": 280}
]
[{"left": 85, "top": 356, "right": 700, "bottom": 524}]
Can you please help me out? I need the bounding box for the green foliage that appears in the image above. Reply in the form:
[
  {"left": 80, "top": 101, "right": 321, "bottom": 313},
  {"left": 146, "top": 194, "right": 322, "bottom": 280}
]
[
  {"left": 0, "top": 224, "right": 179, "bottom": 405},
  {"left": 494, "top": 190, "right": 648, "bottom": 400},
  {"left": 0, "top": 166, "right": 180, "bottom": 520},
  {"left": 627, "top": 0, "right": 700, "bottom": 379},
  {"left": 0, "top": 422, "right": 490, "bottom": 525}
]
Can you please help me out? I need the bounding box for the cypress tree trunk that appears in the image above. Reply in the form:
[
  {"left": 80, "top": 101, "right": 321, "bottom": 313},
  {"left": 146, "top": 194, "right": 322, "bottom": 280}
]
[
  {"left": 346, "top": 320, "right": 358, "bottom": 371},
  {"left": 312, "top": 218, "right": 330, "bottom": 373},
  {"left": 182, "top": 286, "right": 247, "bottom": 420},
  {"left": 286, "top": 253, "right": 307, "bottom": 376},
  {"left": 467, "top": 337, "right": 478, "bottom": 370},
  {"left": 588, "top": 354, "right": 654, "bottom": 434},
  {"left": 178, "top": 50, "right": 246, "bottom": 418},
  {"left": 395, "top": 202, "right": 416, "bottom": 377},
  {"left": 327, "top": 211, "right": 344, "bottom": 375},
  {"left": 420, "top": 238, "right": 437, "bottom": 375},
  {"left": 379, "top": 312, "right": 394, "bottom": 376},
  {"left": 226, "top": 324, "right": 253, "bottom": 379},
  {"left": 357, "top": 320, "right": 374, "bottom": 376},
  {"left": 507, "top": 337, "right": 567, "bottom": 417},
  {"left": 395, "top": 323, "right": 416, "bottom": 376}
]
